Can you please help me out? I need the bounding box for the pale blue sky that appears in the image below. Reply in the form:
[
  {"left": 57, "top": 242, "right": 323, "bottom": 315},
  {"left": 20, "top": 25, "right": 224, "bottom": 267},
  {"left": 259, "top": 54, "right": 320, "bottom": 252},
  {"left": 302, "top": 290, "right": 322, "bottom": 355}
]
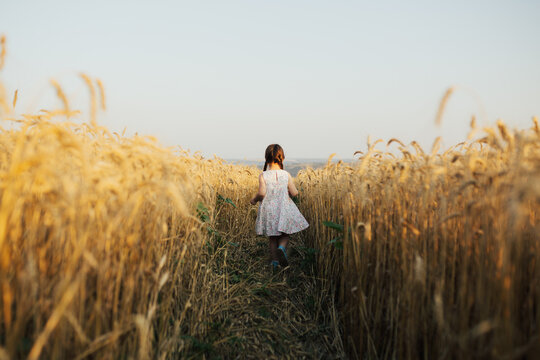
[{"left": 1, "top": 0, "right": 539, "bottom": 159}]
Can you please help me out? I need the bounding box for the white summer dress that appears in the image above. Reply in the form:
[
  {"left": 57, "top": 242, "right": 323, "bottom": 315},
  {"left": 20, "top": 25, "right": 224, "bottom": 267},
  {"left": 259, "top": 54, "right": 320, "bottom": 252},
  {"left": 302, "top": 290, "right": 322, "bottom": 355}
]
[{"left": 255, "top": 169, "right": 309, "bottom": 236}]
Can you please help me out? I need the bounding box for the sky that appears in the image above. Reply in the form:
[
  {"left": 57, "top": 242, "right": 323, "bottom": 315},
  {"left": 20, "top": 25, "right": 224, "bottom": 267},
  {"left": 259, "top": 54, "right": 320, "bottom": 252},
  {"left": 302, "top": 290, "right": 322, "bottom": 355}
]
[{"left": 1, "top": 0, "right": 539, "bottom": 160}]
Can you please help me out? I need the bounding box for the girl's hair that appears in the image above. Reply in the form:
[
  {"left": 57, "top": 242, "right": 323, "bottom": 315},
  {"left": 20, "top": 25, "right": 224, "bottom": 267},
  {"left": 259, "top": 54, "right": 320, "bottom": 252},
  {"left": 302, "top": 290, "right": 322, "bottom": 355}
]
[{"left": 263, "top": 144, "right": 285, "bottom": 171}]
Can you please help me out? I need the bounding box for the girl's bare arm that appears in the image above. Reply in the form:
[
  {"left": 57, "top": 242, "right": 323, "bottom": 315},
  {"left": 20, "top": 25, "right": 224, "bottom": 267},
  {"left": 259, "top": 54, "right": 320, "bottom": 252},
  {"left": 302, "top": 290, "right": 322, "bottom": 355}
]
[
  {"left": 288, "top": 173, "right": 299, "bottom": 197},
  {"left": 250, "top": 173, "right": 266, "bottom": 204}
]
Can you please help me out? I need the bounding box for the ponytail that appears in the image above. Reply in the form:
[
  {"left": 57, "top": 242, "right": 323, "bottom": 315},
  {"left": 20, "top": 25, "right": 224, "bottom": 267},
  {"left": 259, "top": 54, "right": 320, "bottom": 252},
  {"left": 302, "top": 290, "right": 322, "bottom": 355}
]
[{"left": 263, "top": 144, "right": 285, "bottom": 171}]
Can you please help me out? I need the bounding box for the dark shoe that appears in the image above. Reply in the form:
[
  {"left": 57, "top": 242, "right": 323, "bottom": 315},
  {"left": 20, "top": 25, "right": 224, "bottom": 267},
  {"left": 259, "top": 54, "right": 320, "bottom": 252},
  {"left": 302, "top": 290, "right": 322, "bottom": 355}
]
[{"left": 270, "top": 260, "right": 279, "bottom": 273}]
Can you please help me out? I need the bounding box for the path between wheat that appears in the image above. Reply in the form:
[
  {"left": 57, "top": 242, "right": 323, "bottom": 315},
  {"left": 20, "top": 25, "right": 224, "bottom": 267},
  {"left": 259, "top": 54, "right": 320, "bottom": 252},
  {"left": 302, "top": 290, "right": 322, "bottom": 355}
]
[{"left": 185, "top": 235, "right": 346, "bottom": 359}]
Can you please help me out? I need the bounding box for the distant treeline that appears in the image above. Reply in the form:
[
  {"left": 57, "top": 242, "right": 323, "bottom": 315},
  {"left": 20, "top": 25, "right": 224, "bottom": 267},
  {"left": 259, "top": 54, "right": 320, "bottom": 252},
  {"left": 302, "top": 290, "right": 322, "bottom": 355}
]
[{"left": 227, "top": 158, "right": 354, "bottom": 176}]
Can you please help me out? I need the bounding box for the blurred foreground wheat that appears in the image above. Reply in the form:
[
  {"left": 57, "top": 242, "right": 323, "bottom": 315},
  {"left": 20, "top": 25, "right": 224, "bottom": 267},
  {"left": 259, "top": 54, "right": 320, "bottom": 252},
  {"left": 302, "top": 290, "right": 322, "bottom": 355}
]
[
  {"left": 0, "top": 112, "right": 262, "bottom": 358},
  {"left": 0, "top": 39, "right": 262, "bottom": 358}
]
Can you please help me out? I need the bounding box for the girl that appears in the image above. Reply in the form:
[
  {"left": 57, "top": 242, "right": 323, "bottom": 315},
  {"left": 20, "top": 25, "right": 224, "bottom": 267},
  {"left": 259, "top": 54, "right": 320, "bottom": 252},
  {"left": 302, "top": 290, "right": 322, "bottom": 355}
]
[{"left": 250, "top": 144, "right": 309, "bottom": 270}]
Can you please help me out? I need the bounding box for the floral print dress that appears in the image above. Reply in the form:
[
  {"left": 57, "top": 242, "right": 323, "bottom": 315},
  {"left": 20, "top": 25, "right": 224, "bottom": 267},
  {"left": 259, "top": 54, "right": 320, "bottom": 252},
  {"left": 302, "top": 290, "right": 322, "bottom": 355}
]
[{"left": 255, "top": 169, "right": 309, "bottom": 236}]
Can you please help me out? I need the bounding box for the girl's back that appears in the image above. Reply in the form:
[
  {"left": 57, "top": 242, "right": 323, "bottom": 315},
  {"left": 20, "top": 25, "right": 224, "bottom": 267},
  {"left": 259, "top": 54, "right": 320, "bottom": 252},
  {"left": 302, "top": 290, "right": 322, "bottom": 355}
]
[
  {"left": 261, "top": 169, "right": 289, "bottom": 202},
  {"left": 256, "top": 169, "right": 308, "bottom": 236}
]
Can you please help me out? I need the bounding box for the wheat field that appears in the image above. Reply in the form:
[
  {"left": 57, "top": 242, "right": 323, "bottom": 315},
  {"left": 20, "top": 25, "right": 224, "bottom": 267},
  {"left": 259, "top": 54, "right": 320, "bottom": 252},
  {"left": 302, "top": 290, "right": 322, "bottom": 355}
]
[
  {"left": 0, "top": 36, "right": 539, "bottom": 359},
  {"left": 297, "top": 118, "right": 540, "bottom": 358}
]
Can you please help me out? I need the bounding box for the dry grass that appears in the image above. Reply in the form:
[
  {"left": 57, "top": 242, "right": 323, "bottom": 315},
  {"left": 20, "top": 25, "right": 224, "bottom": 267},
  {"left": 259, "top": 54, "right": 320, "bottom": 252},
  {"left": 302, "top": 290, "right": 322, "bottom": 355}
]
[{"left": 179, "top": 233, "right": 345, "bottom": 359}]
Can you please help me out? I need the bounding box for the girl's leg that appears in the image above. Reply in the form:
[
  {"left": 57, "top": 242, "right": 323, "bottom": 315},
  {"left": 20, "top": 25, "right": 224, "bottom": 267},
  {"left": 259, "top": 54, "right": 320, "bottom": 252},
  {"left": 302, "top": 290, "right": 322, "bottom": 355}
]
[
  {"left": 277, "top": 234, "right": 289, "bottom": 249},
  {"left": 269, "top": 236, "right": 279, "bottom": 263},
  {"left": 276, "top": 234, "right": 289, "bottom": 266}
]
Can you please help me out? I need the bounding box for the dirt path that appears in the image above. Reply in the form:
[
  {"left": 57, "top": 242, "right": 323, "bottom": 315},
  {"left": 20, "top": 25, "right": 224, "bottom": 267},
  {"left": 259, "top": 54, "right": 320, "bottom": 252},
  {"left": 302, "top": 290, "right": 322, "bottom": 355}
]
[{"left": 184, "top": 235, "right": 346, "bottom": 359}]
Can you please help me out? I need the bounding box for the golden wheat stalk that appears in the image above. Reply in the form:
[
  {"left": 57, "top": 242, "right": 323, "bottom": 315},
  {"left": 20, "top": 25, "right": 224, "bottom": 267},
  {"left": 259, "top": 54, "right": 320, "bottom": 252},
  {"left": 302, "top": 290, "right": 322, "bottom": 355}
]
[
  {"left": 50, "top": 80, "right": 71, "bottom": 117},
  {"left": 532, "top": 116, "right": 539, "bottom": 137},
  {"left": 80, "top": 73, "right": 97, "bottom": 127},
  {"left": 12, "top": 89, "right": 18, "bottom": 109},
  {"left": 435, "top": 86, "right": 455, "bottom": 126},
  {"left": 0, "top": 35, "right": 5, "bottom": 70},
  {"left": 96, "top": 78, "right": 106, "bottom": 111}
]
